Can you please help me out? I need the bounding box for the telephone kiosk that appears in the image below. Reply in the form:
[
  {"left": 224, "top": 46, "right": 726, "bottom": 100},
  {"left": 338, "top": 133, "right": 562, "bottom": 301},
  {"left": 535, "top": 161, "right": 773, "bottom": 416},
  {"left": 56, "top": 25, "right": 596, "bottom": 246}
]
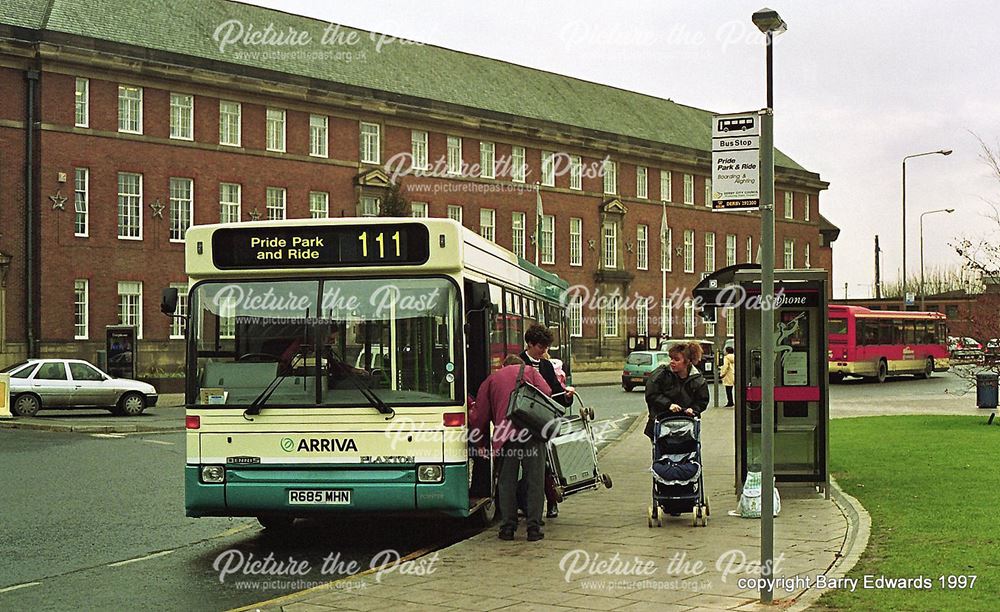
[{"left": 733, "top": 269, "right": 830, "bottom": 497}]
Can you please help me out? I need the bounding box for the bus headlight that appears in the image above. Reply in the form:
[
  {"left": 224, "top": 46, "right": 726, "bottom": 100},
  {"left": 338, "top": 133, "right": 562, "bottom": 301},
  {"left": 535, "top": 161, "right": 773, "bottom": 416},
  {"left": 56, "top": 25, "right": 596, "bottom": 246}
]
[
  {"left": 417, "top": 464, "right": 443, "bottom": 483},
  {"left": 201, "top": 465, "right": 226, "bottom": 483}
]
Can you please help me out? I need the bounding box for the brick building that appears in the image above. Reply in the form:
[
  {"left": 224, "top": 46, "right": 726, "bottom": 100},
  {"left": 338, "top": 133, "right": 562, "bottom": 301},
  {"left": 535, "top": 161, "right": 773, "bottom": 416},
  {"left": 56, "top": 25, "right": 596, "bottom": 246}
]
[{"left": 0, "top": 0, "right": 835, "bottom": 372}]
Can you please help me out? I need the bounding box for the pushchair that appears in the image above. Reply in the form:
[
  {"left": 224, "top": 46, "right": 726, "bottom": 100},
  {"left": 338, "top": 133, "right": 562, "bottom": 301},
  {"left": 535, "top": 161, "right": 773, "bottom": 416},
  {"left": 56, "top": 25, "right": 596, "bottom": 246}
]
[{"left": 647, "top": 414, "right": 709, "bottom": 527}]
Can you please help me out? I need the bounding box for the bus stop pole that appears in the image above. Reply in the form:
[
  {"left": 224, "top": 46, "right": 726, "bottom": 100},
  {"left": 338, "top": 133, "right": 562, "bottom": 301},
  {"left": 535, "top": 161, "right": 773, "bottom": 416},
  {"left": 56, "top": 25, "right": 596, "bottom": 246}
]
[{"left": 759, "top": 106, "right": 776, "bottom": 603}]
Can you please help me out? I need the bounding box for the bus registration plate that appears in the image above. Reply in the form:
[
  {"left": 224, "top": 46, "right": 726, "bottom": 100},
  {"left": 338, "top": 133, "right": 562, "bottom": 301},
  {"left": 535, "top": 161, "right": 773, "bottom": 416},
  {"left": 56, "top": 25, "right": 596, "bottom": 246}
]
[{"left": 288, "top": 490, "right": 352, "bottom": 505}]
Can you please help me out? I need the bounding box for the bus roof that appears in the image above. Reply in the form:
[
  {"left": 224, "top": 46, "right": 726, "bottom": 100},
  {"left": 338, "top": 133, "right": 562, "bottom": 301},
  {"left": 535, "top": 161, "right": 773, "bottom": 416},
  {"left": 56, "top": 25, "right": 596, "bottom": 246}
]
[{"left": 829, "top": 304, "right": 946, "bottom": 320}]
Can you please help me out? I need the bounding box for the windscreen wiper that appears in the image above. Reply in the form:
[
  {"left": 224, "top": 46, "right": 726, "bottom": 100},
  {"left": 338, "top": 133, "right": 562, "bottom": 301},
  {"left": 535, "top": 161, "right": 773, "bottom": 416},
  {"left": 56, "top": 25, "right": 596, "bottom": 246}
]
[
  {"left": 243, "top": 353, "right": 303, "bottom": 420},
  {"left": 329, "top": 353, "right": 395, "bottom": 420}
]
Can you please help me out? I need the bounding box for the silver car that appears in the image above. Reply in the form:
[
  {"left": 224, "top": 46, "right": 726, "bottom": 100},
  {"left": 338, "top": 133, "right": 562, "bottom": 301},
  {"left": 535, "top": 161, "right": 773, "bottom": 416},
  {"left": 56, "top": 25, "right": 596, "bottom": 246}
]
[{"left": 3, "top": 359, "right": 158, "bottom": 417}]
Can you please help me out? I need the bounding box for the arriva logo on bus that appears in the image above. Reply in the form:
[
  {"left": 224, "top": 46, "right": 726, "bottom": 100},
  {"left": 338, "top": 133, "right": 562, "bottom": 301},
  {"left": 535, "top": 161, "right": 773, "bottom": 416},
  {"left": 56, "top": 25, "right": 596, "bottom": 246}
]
[{"left": 280, "top": 437, "right": 359, "bottom": 453}]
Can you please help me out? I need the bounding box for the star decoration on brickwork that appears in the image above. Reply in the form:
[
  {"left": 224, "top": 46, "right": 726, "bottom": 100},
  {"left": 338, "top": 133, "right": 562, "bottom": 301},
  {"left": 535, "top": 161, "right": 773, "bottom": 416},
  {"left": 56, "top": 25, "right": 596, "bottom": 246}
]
[
  {"left": 150, "top": 199, "right": 165, "bottom": 219},
  {"left": 248, "top": 208, "right": 262, "bottom": 221},
  {"left": 626, "top": 241, "right": 634, "bottom": 253},
  {"left": 588, "top": 239, "right": 596, "bottom": 250},
  {"left": 675, "top": 246, "right": 684, "bottom": 256},
  {"left": 49, "top": 190, "right": 68, "bottom": 210}
]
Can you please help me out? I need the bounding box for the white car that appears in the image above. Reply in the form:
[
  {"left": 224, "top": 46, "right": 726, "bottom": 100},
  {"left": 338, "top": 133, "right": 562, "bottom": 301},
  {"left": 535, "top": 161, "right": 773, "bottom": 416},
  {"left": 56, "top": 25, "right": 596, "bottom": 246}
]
[{"left": 3, "top": 359, "right": 158, "bottom": 417}]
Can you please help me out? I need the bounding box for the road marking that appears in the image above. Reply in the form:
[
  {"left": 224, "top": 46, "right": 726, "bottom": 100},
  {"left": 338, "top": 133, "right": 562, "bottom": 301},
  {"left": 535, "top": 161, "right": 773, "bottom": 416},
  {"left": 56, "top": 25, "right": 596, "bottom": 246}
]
[
  {"left": 91, "top": 433, "right": 126, "bottom": 439},
  {"left": 107, "top": 549, "right": 175, "bottom": 567},
  {"left": 143, "top": 439, "right": 175, "bottom": 445},
  {"left": 216, "top": 524, "right": 254, "bottom": 538},
  {"left": 0, "top": 582, "right": 41, "bottom": 593}
]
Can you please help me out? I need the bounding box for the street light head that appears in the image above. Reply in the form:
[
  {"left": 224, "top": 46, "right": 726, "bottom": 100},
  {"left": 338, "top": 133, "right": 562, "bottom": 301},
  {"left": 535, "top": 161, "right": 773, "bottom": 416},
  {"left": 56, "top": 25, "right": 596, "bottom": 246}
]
[
  {"left": 946, "top": 208, "right": 955, "bottom": 213},
  {"left": 752, "top": 8, "right": 787, "bottom": 34},
  {"left": 940, "top": 149, "right": 953, "bottom": 156}
]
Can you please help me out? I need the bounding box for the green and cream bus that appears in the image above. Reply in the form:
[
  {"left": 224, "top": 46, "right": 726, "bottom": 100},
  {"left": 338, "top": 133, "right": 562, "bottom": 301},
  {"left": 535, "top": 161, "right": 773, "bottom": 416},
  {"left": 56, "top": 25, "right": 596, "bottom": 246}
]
[{"left": 162, "top": 217, "right": 570, "bottom": 529}]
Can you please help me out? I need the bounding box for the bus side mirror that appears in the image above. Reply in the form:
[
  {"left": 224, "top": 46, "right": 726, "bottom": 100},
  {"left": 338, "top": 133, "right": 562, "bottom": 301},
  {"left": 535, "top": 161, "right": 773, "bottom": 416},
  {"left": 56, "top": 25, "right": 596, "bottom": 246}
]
[
  {"left": 466, "top": 282, "right": 491, "bottom": 312},
  {"left": 161, "top": 288, "right": 178, "bottom": 315}
]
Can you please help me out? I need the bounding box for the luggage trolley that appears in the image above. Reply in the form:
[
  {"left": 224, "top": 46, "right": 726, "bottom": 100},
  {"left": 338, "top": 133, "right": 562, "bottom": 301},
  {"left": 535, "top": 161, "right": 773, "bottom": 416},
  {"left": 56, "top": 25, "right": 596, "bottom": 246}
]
[{"left": 546, "top": 392, "right": 613, "bottom": 501}]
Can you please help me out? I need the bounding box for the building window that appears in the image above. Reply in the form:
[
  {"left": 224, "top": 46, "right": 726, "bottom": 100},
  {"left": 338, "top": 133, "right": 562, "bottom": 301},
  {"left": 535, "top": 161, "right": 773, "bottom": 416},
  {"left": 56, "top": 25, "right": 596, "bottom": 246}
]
[
  {"left": 75, "top": 77, "right": 89, "bottom": 127},
  {"left": 510, "top": 146, "right": 526, "bottom": 183},
  {"left": 266, "top": 108, "right": 286, "bottom": 152},
  {"left": 118, "top": 85, "right": 142, "bottom": 134},
  {"left": 309, "top": 114, "right": 328, "bottom": 157},
  {"left": 705, "top": 232, "right": 716, "bottom": 272},
  {"left": 660, "top": 227, "right": 672, "bottom": 272},
  {"left": 219, "top": 101, "right": 241, "bottom": 146},
  {"left": 74, "top": 279, "right": 89, "bottom": 340},
  {"left": 660, "top": 170, "right": 672, "bottom": 202},
  {"left": 266, "top": 187, "right": 286, "bottom": 220},
  {"left": 74, "top": 168, "right": 88, "bottom": 237},
  {"left": 705, "top": 320, "right": 716, "bottom": 337},
  {"left": 570, "top": 217, "right": 582, "bottom": 266},
  {"left": 683, "top": 229, "right": 694, "bottom": 273},
  {"left": 784, "top": 239, "right": 795, "bottom": 268},
  {"left": 683, "top": 174, "right": 694, "bottom": 205},
  {"left": 170, "top": 93, "right": 194, "bottom": 140},
  {"left": 219, "top": 183, "right": 241, "bottom": 223},
  {"left": 117, "top": 172, "right": 142, "bottom": 240},
  {"left": 169, "top": 178, "right": 193, "bottom": 242},
  {"left": 636, "top": 166, "right": 648, "bottom": 199},
  {"left": 637, "top": 224, "right": 648, "bottom": 270},
  {"left": 360, "top": 122, "right": 381, "bottom": 164},
  {"left": 805, "top": 242, "right": 811, "bottom": 268},
  {"left": 570, "top": 155, "right": 582, "bottom": 190},
  {"left": 540, "top": 214, "right": 555, "bottom": 264},
  {"left": 684, "top": 300, "right": 695, "bottom": 337},
  {"left": 637, "top": 297, "right": 649, "bottom": 336},
  {"left": 411, "top": 130, "right": 428, "bottom": 171},
  {"left": 747, "top": 236, "right": 754, "bottom": 263},
  {"left": 569, "top": 295, "right": 583, "bottom": 337},
  {"left": 603, "top": 159, "right": 617, "bottom": 195},
  {"left": 447, "top": 204, "right": 463, "bottom": 223},
  {"left": 479, "top": 142, "right": 495, "bottom": 179},
  {"left": 512, "top": 211, "right": 526, "bottom": 258},
  {"left": 603, "top": 222, "right": 617, "bottom": 269},
  {"left": 170, "top": 284, "right": 188, "bottom": 339},
  {"left": 662, "top": 297, "right": 673, "bottom": 337},
  {"left": 784, "top": 192, "right": 793, "bottom": 219},
  {"left": 604, "top": 295, "right": 620, "bottom": 338},
  {"left": 361, "top": 196, "right": 380, "bottom": 217},
  {"left": 726, "top": 234, "right": 737, "bottom": 267},
  {"left": 118, "top": 280, "right": 143, "bottom": 339},
  {"left": 726, "top": 308, "right": 735, "bottom": 337},
  {"left": 310, "top": 191, "right": 329, "bottom": 218},
  {"left": 541, "top": 151, "right": 555, "bottom": 187},
  {"left": 705, "top": 178, "right": 713, "bottom": 208},
  {"left": 411, "top": 201, "right": 428, "bottom": 218},
  {"left": 804, "top": 193, "right": 811, "bottom": 221},
  {"left": 447, "top": 136, "right": 462, "bottom": 175},
  {"left": 480, "top": 208, "right": 495, "bottom": 241}
]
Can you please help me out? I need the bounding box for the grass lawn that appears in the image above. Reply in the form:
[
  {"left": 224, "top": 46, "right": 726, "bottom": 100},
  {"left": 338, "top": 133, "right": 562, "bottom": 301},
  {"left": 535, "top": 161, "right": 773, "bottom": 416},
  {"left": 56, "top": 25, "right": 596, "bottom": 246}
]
[{"left": 817, "top": 416, "right": 999, "bottom": 611}]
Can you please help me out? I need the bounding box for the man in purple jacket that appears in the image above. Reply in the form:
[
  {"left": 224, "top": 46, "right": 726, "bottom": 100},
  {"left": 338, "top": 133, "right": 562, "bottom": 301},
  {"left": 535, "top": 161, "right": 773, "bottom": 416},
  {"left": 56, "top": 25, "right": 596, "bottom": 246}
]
[{"left": 471, "top": 354, "right": 551, "bottom": 541}]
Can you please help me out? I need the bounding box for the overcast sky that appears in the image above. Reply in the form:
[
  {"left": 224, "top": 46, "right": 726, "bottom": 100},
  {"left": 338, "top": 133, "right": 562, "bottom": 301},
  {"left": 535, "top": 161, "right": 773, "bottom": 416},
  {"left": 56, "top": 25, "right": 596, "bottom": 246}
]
[{"left": 248, "top": 0, "right": 999, "bottom": 298}]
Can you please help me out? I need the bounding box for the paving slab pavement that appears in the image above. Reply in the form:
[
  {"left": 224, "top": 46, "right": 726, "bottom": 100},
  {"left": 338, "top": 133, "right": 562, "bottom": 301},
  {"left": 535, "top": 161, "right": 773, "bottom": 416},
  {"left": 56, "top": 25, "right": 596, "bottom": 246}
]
[{"left": 250, "top": 404, "right": 860, "bottom": 612}]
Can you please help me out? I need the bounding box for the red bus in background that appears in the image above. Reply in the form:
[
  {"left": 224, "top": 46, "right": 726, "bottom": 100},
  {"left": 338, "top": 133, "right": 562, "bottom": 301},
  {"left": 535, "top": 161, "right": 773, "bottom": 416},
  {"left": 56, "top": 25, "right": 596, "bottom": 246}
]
[{"left": 828, "top": 305, "right": 950, "bottom": 383}]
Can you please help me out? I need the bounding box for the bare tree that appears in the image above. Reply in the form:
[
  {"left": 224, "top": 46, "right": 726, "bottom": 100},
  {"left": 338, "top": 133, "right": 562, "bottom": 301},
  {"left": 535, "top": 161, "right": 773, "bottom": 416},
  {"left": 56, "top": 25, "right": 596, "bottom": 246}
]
[
  {"left": 378, "top": 180, "right": 412, "bottom": 217},
  {"left": 880, "top": 265, "right": 979, "bottom": 299}
]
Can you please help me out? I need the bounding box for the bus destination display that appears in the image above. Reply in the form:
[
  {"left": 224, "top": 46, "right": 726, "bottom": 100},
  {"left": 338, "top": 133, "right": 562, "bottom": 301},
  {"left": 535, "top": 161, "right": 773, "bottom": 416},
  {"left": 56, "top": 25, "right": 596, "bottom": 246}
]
[{"left": 212, "top": 224, "right": 430, "bottom": 269}]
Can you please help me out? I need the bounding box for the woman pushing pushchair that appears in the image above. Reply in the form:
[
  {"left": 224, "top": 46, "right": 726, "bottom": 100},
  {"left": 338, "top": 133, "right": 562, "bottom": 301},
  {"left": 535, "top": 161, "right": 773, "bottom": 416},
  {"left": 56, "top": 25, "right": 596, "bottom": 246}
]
[{"left": 643, "top": 342, "right": 711, "bottom": 439}]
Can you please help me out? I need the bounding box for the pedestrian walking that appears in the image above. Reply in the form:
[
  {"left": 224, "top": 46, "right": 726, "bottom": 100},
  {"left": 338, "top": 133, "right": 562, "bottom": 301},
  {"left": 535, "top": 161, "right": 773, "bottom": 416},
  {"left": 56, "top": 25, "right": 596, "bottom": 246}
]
[
  {"left": 644, "top": 342, "right": 711, "bottom": 439},
  {"left": 720, "top": 346, "right": 736, "bottom": 407},
  {"left": 470, "top": 354, "right": 551, "bottom": 541}
]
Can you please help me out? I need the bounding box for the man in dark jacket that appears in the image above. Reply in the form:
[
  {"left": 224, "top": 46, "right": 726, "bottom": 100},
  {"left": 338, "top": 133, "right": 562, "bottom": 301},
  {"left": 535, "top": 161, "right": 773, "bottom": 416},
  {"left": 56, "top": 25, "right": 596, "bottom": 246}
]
[
  {"left": 518, "top": 324, "right": 573, "bottom": 519},
  {"left": 644, "top": 342, "right": 711, "bottom": 439}
]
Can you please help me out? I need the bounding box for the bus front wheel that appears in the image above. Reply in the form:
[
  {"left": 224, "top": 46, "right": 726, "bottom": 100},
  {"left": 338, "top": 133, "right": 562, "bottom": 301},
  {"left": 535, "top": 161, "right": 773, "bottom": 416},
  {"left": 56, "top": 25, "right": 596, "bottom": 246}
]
[
  {"left": 875, "top": 359, "right": 888, "bottom": 383},
  {"left": 915, "top": 357, "right": 934, "bottom": 379}
]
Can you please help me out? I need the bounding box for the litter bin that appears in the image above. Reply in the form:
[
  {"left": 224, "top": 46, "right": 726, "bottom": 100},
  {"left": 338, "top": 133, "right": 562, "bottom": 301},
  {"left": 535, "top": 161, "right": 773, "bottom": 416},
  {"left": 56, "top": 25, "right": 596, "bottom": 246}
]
[{"left": 976, "top": 372, "right": 998, "bottom": 409}]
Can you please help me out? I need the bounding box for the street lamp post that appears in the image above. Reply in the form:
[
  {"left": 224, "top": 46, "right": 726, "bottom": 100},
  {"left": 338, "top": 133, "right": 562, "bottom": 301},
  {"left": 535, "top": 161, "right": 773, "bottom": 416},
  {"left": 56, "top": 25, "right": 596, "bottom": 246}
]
[
  {"left": 902, "top": 149, "right": 952, "bottom": 301},
  {"left": 919, "top": 208, "right": 955, "bottom": 310},
  {"left": 752, "top": 6, "right": 786, "bottom": 605}
]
